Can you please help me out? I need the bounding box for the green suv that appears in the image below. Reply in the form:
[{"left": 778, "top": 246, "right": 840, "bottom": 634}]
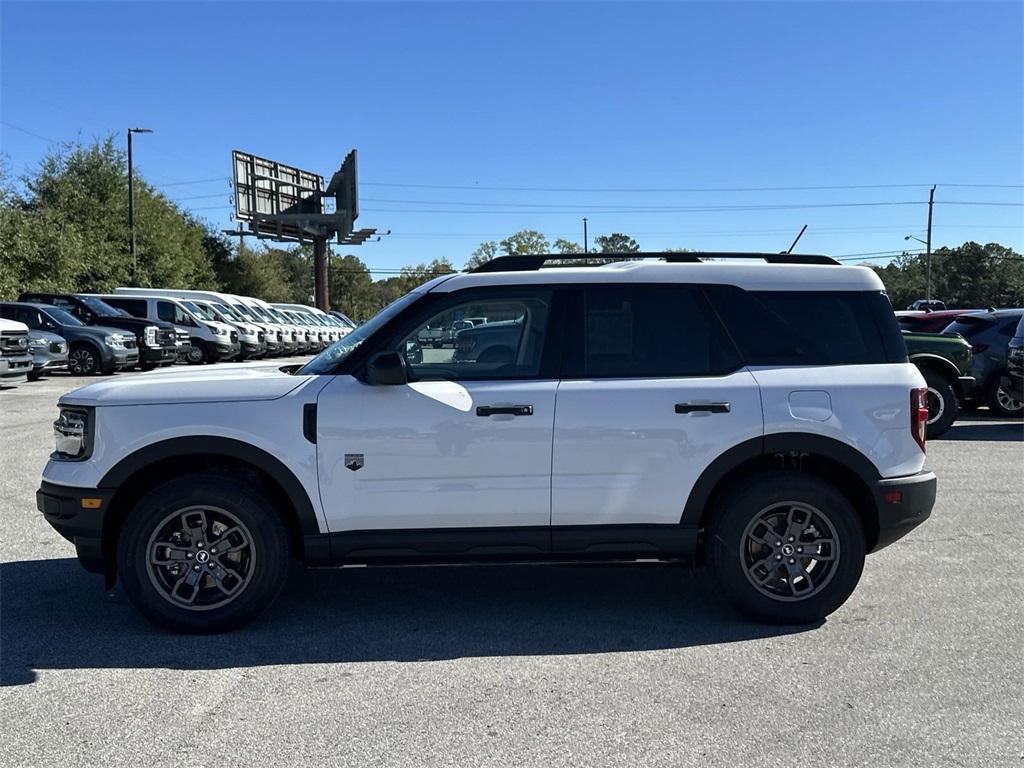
[{"left": 903, "top": 331, "right": 975, "bottom": 437}]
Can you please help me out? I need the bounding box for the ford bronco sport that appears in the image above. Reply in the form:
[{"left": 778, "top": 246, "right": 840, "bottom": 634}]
[{"left": 37, "top": 253, "right": 936, "bottom": 632}]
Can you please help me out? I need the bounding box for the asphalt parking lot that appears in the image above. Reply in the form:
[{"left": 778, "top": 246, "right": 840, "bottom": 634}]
[{"left": 1, "top": 367, "right": 1022, "bottom": 767}]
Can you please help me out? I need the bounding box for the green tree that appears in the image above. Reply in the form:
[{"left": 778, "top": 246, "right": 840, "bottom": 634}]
[
  {"left": 594, "top": 232, "right": 640, "bottom": 253},
  {"left": 553, "top": 238, "right": 583, "bottom": 254},
  {"left": 329, "top": 253, "right": 376, "bottom": 321},
  {"left": 465, "top": 241, "right": 498, "bottom": 271},
  {"left": 499, "top": 229, "right": 549, "bottom": 255}
]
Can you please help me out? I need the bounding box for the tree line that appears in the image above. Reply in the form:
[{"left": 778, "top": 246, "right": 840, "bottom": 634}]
[{"left": 1, "top": 137, "right": 1020, "bottom": 322}]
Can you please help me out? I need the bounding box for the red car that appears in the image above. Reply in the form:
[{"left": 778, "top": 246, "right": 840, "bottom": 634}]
[{"left": 897, "top": 309, "right": 991, "bottom": 334}]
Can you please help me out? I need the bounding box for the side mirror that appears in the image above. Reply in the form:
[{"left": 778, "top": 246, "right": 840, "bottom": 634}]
[{"left": 366, "top": 351, "right": 408, "bottom": 386}]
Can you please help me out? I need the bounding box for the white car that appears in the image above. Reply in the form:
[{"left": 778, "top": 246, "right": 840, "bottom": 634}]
[
  {"left": 0, "top": 318, "right": 34, "bottom": 384},
  {"left": 37, "top": 252, "right": 936, "bottom": 632}
]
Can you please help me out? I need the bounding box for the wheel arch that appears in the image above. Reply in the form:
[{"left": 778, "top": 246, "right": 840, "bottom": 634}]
[
  {"left": 909, "top": 354, "right": 961, "bottom": 390},
  {"left": 98, "top": 436, "right": 323, "bottom": 580},
  {"left": 683, "top": 433, "right": 882, "bottom": 553}
]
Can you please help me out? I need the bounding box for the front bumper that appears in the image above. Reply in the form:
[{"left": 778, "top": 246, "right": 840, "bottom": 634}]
[
  {"left": 211, "top": 340, "right": 241, "bottom": 361},
  {"left": 141, "top": 345, "right": 177, "bottom": 366},
  {"left": 869, "top": 470, "right": 936, "bottom": 552},
  {"left": 957, "top": 375, "right": 976, "bottom": 399},
  {"left": 31, "top": 349, "right": 68, "bottom": 372},
  {"left": 111, "top": 347, "right": 139, "bottom": 370},
  {"left": 36, "top": 480, "right": 113, "bottom": 574},
  {"left": 0, "top": 355, "right": 33, "bottom": 381},
  {"left": 240, "top": 340, "right": 267, "bottom": 358}
]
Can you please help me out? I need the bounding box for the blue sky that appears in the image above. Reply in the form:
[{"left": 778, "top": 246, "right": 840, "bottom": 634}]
[{"left": 2, "top": 1, "right": 1022, "bottom": 273}]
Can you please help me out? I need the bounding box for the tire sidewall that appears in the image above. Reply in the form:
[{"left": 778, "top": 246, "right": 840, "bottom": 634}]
[
  {"left": 988, "top": 379, "right": 1023, "bottom": 417},
  {"left": 187, "top": 341, "right": 207, "bottom": 365},
  {"left": 707, "top": 473, "right": 866, "bottom": 625},
  {"left": 922, "top": 370, "right": 958, "bottom": 437},
  {"left": 117, "top": 475, "right": 290, "bottom": 633}
]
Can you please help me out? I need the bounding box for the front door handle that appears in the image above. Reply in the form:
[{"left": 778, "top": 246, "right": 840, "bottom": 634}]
[
  {"left": 476, "top": 405, "right": 533, "bottom": 417},
  {"left": 675, "top": 402, "right": 731, "bottom": 414}
]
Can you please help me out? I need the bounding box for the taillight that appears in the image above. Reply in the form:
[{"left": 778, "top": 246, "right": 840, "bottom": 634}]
[
  {"left": 970, "top": 343, "right": 988, "bottom": 354},
  {"left": 911, "top": 387, "right": 928, "bottom": 453}
]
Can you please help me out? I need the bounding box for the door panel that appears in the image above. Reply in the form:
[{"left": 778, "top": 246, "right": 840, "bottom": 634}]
[
  {"left": 551, "top": 372, "right": 763, "bottom": 527},
  {"left": 317, "top": 375, "right": 557, "bottom": 532}
]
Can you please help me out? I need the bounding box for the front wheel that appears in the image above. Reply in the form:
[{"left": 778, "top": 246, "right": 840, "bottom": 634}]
[
  {"left": 987, "top": 379, "right": 1023, "bottom": 418},
  {"left": 117, "top": 474, "right": 290, "bottom": 633},
  {"left": 68, "top": 343, "right": 101, "bottom": 376},
  {"left": 706, "top": 473, "right": 866, "bottom": 625},
  {"left": 186, "top": 341, "right": 208, "bottom": 365}
]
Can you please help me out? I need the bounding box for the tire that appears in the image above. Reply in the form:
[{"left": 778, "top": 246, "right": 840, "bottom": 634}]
[
  {"left": 67, "top": 343, "right": 101, "bottom": 376},
  {"left": 706, "top": 472, "right": 866, "bottom": 625},
  {"left": 922, "top": 370, "right": 958, "bottom": 438},
  {"left": 987, "top": 378, "right": 1024, "bottom": 418},
  {"left": 186, "top": 341, "right": 208, "bottom": 365},
  {"left": 117, "top": 474, "right": 290, "bottom": 633},
  {"left": 27, "top": 369, "right": 43, "bottom": 382}
]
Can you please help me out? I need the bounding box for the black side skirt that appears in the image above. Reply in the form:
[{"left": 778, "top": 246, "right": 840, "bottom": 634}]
[{"left": 303, "top": 524, "right": 699, "bottom": 567}]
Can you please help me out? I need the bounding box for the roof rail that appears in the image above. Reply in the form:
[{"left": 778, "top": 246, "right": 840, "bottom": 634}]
[{"left": 469, "top": 251, "right": 841, "bottom": 273}]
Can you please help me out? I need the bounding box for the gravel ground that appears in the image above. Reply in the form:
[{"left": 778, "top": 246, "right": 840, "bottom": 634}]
[{"left": 1, "top": 366, "right": 1022, "bottom": 767}]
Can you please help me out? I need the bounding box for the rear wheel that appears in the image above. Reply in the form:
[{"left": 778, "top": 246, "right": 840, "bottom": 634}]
[
  {"left": 68, "top": 343, "right": 100, "bottom": 376},
  {"left": 117, "top": 474, "right": 290, "bottom": 633},
  {"left": 987, "top": 379, "right": 1023, "bottom": 417},
  {"left": 922, "top": 370, "right": 958, "bottom": 437},
  {"left": 706, "top": 473, "right": 865, "bottom": 624}
]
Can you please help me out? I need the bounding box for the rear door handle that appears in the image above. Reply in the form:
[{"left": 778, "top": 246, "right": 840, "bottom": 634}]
[
  {"left": 476, "top": 405, "right": 533, "bottom": 417},
  {"left": 675, "top": 402, "right": 731, "bottom": 414}
]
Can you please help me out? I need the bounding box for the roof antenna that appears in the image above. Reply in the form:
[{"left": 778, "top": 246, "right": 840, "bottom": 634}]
[{"left": 785, "top": 224, "right": 808, "bottom": 254}]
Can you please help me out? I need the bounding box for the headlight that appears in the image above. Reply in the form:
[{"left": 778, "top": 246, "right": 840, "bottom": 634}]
[
  {"left": 29, "top": 338, "right": 47, "bottom": 351},
  {"left": 144, "top": 326, "right": 158, "bottom": 346},
  {"left": 53, "top": 407, "right": 92, "bottom": 460},
  {"left": 208, "top": 324, "right": 228, "bottom": 336},
  {"left": 104, "top": 334, "right": 126, "bottom": 348}
]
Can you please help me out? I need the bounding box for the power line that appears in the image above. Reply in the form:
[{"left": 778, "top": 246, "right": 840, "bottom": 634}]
[
  {"left": 157, "top": 177, "right": 228, "bottom": 188},
  {"left": 361, "top": 181, "right": 1024, "bottom": 193},
  {"left": 0, "top": 121, "right": 59, "bottom": 144}
]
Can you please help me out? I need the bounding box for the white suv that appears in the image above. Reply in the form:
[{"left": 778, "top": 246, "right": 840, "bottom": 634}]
[{"left": 37, "top": 253, "right": 936, "bottom": 632}]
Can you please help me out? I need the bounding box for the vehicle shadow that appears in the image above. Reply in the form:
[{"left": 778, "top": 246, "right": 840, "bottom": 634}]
[
  {"left": 0, "top": 558, "right": 816, "bottom": 687},
  {"left": 943, "top": 415, "right": 1023, "bottom": 442}
]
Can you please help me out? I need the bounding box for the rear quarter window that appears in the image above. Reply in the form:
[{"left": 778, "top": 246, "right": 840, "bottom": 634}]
[{"left": 706, "top": 287, "right": 900, "bottom": 365}]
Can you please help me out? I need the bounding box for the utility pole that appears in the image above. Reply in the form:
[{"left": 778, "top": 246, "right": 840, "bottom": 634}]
[
  {"left": 926, "top": 185, "right": 936, "bottom": 300},
  {"left": 583, "top": 217, "right": 589, "bottom": 254},
  {"left": 126, "top": 128, "right": 153, "bottom": 282},
  {"left": 314, "top": 235, "right": 329, "bottom": 310}
]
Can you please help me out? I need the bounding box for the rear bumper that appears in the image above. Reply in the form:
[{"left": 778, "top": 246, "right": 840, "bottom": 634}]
[
  {"left": 869, "top": 470, "right": 936, "bottom": 553},
  {"left": 36, "top": 480, "right": 113, "bottom": 573},
  {"left": 957, "top": 375, "right": 976, "bottom": 398}
]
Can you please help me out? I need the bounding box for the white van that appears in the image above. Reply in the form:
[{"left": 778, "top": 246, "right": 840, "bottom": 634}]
[
  {"left": 95, "top": 294, "right": 240, "bottom": 364},
  {"left": 112, "top": 288, "right": 269, "bottom": 359}
]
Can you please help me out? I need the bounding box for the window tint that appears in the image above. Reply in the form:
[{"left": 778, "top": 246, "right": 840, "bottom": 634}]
[
  {"left": 105, "top": 297, "right": 148, "bottom": 318},
  {"left": 943, "top": 315, "right": 996, "bottom": 339},
  {"left": 582, "top": 285, "right": 739, "bottom": 378},
  {"left": 392, "top": 291, "right": 553, "bottom": 381},
  {"left": 157, "top": 301, "right": 190, "bottom": 325},
  {"left": 706, "top": 287, "right": 890, "bottom": 365}
]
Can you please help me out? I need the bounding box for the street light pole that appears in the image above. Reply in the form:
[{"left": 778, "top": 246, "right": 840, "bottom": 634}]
[
  {"left": 127, "top": 127, "right": 153, "bottom": 282},
  {"left": 926, "top": 185, "right": 936, "bottom": 300},
  {"left": 582, "top": 217, "right": 588, "bottom": 254}
]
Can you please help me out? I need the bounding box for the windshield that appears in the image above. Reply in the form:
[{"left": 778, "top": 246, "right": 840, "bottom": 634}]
[
  {"left": 43, "top": 306, "right": 85, "bottom": 326},
  {"left": 182, "top": 301, "right": 215, "bottom": 321},
  {"left": 215, "top": 303, "right": 241, "bottom": 321},
  {"left": 298, "top": 292, "right": 420, "bottom": 375},
  {"left": 79, "top": 296, "right": 124, "bottom": 317}
]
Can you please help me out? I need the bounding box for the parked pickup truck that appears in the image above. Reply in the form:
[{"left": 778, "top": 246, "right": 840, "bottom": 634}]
[
  {"left": 0, "top": 318, "right": 34, "bottom": 385},
  {"left": 903, "top": 331, "right": 975, "bottom": 437},
  {"left": 416, "top": 325, "right": 446, "bottom": 348}
]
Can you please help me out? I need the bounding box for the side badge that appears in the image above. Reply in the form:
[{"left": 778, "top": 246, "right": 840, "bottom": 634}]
[{"left": 344, "top": 454, "right": 364, "bottom": 472}]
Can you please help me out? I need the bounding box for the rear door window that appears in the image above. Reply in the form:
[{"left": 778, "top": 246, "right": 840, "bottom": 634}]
[
  {"left": 105, "top": 297, "right": 148, "bottom": 318},
  {"left": 579, "top": 285, "right": 740, "bottom": 378}
]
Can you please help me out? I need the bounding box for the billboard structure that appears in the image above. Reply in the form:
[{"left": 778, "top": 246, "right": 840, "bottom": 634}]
[{"left": 228, "top": 149, "right": 382, "bottom": 308}]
